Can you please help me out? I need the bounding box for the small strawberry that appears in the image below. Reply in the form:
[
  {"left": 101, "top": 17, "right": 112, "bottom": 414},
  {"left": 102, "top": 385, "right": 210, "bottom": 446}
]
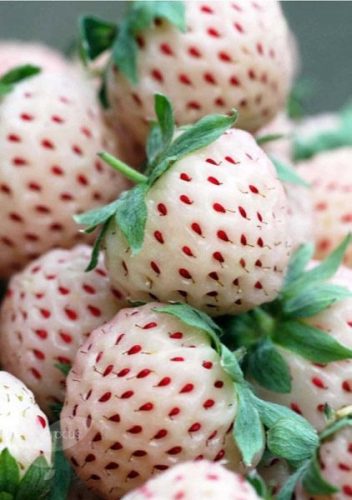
[
  {"left": 0, "top": 67, "right": 129, "bottom": 277},
  {"left": 61, "top": 301, "right": 316, "bottom": 499},
  {"left": 0, "top": 41, "right": 70, "bottom": 76},
  {"left": 0, "top": 371, "right": 52, "bottom": 496},
  {"left": 80, "top": 0, "right": 295, "bottom": 147},
  {"left": 122, "top": 460, "right": 261, "bottom": 500},
  {"left": 297, "top": 148, "right": 352, "bottom": 267},
  {"left": 77, "top": 95, "right": 292, "bottom": 317},
  {"left": 223, "top": 237, "right": 352, "bottom": 432},
  {"left": 0, "top": 245, "right": 125, "bottom": 416}
]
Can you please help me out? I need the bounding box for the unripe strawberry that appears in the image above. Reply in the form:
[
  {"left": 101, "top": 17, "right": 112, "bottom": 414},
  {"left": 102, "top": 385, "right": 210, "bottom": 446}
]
[
  {"left": 0, "top": 245, "right": 125, "bottom": 416},
  {"left": 122, "top": 460, "right": 260, "bottom": 500}
]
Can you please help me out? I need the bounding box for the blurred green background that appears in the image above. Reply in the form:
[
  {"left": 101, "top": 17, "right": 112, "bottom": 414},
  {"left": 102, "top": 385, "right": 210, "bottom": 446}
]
[{"left": 0, "top": 1, "right": 351, "bottom": 114}]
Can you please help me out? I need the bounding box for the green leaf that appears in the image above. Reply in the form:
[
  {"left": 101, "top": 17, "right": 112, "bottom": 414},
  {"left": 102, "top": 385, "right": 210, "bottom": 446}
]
[
  {"left": 16, "top": 456, "right": 52, "bottom": 500},
  {"left": 114, "top": 184, "right": 148, "bottom": 254},
  {"left": 248, "top": 339, "right": 292, "bottom": 393},
  {"left": 55, "top": 362, "right": 71, "bottom": 377},
  {"left": 274, "top": 320, "right": 352, "bottom": 363},
  {"left": 0, "top": 449, "right": 20, "bottom": 494},
  {"left": 301, "top": 454, "right": 339, "bottom": 495},
  {"left": 256, "top": 133, "right": 285, "bottom": 145},
  {"left": 85, "top": 220, "right": 111, "bottom": 272},
  {"left": 47, "top": 438, "right": 73, "bottom": 500},
  {"left": 220, "top": 345, "right": 245, "bottom": 384},
  {"left": 267, "top": 418, "right": 319, "bottom": 462},
  {"left": 0, "top": 65, "right": 41, "bottom": 96},
  {"left": 154, "top": 303, "right": 223, "bottom": 354},
  {"left": 79, "top": 16, "right": 117, "bottom": 62},
  {"left": 284, "top": 243, "right": 315, "bottom": 287},
  {"left": 282, "top": 283, "right": 352, "bottom": 318},
  {"left": 112, "top": 1, "right": 186, "bottom": 84},
  {"left": 154, "top": 93, "right": 174, "bottom": 152},
  {"left": 277, "top": 466, "right": 307, "bottom": 500},
  {"left": 73, "top": 198, "right": 120, "bottom": 232},
  {"left": 270, "top": 156, "right": 309, "bottom": 187},
  {"left": 233, "top": 384, "right": 265, "bottom": 467}
]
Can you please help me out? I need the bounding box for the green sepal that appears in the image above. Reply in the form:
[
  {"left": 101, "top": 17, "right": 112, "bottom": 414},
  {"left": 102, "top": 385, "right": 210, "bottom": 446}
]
[
  {"left": 270, "top": 156, "right": 309, "bottom": 187},
  {"left": 220, "top": 345, "right": 245, "bottom": 384},
  {"left": 287, "top": 78, "right": 314, "bottom": 120},
  {"left": 153, "top": 303, "right": 223, "bottom": 354},
  {"left": 55, "top": 362, "right": 71, "bottom": 377},
  {"left": 246, "top": 472, "right": 272, "bottom": 500},
  {"left": 267, "top": 418, "right": 319, "bottom": 463},
  {"left": 301, "top": 454, "right": 339, "bottom": 495},
  {"left": 319, "top": 412, "right": 352, "bottom": 441},
  {"left": 0, "top": 65, "right": 41, "bottom": 96},
  {"left": 114, "top": 184, "right": 148, "bottom": 254},
  {"left": 79, "top": 15, "right": 117, "bottom": 62},
  {"left": 154, "top": 93, "right": 175, "bottom": 153},
  {"left": 277, "top": 466, "right": 306, "bottom": 500},
  {"left": 16, "top": 456, "right": 52, "bottom": 500},
  {"left": 74, "top": 198, "right": 120, "bottom": 232},
  {"left": 112, "top": 1, "right": 186, "bottom": 84},
  {"left": 0, "top": 449, "right": 20, "bottom": 494},
  {"left": 47, "top": 435, "right": 73, "bottom": 500},
  {"left": 248, "top": 339, "right": 292, "bottom": 393},
  {"left": 256, "top": 133, "right": 285, "bottom": 145},
  {"left": 233, "top": 384, "right": 265, "bottom": 467},
  {"left": 284, "top": 243, "right": 315, "bottom": 286},
  {"left": 273, "top": 320, "right": 352, "bottom": 364},
  {"left": 86, "top": 220, "right": 111, "bottom": 272}
]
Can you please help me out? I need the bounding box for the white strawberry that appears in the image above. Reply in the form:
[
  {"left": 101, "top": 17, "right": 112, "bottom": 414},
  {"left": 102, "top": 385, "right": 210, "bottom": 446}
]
[
  {"left": 61, "top": 302, "right": 253, "bottom": 498},
  {"left": 0, "top": 41, "right": 70, "bottom": 76},
  {"left": 104, "top": 0, "right": 295, "bottom": 147},
  {"left": 253, "top": 263, "right": 352, "bottom": 431},
  {"left": 0, "top": 70, "right": 129, "bottom": 277},
  {"left": 122, "top": 460, "right": 260, "bottom": 500},
  {"left": 297, "top": 148, "right": 352, "bottom": 268},
  {"left": 0, "top": 245, "right": 125, "bottom": 416},
  {"left": 97, "top": 124, "right": 292, "bottom": 317},
  {"left": 0, "top": 371, "right": 52, "bottom": 475}
]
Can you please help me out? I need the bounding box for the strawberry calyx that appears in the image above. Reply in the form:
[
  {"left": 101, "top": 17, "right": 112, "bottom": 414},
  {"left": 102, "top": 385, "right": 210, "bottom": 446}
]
[
  {"left": 0, "top": 65, "right": 41, "bottom": 97},
  {"left": 75, "top": 94, "right": 238, "bottom": 270},
  {"left": 0, "top": 449, "right": 52, "bottom": 499},
  {"left": 154, "top": 303, "right": 318, "bottom": 472},
  {"left": 294, "top": 102, "right": 352, "bottom": 160},
  {"left": 221, "top": 234, "right": 352, "bottom": 395},
  {"left": 79, "top": 1, "right": 185, "bottom": 86}
]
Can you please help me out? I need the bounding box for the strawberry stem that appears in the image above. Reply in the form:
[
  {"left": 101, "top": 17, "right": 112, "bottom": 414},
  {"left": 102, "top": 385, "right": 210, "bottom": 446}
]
[{"left": 98, "top": 151, "right": 148, "bottom": 184}]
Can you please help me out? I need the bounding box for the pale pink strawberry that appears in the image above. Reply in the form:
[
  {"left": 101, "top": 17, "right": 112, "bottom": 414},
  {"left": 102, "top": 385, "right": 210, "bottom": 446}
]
[
  {"left": 0, "top": 245, "right": 125, "bottom": 416},
  {"left": 255, "top": 265, "right": 352, "bottom": 431},
  {"left": 296, "top": 420, "right": 352, "bottom": 500},
  {"left": 108, "top": 0, "right": 295, "bottom": 147},
  {"left": 0, "top": 41, "right": 70, "bottom": 76},
  {"left": 0, "top": 71, "right": 130, "bottom": 277},
  {"left": 61, "top": 302, "right": 246, "bottom": 499},
  {"left": 0, "top": 371, "right": 52, "bottom": 475},
  {"left": 104, "top": 128, "right": 292, "bottom": 317},
  {"left": 122, "top": 460, "right": 260, "bottom": 500},
  {"left": 297, "top": 148, "right": 352, "bottom": 267}
]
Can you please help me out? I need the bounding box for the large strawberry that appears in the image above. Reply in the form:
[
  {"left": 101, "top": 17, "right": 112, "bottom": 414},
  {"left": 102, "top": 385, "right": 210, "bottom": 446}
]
[
  {"left": 0, "top": 41, "right": 70, "bottom": 76},
  {"left": 122, "top": 460, "right": 260, "bottom": 500},
  {"left": 297, "top": 148, "right": 352, "bottom": 267},
  {"left": 0, "top": 245, "right": 125, "bottom": 416},
  {"left": 61, "top": 301, "right": 314, "bottom": 499},
  {"left": 222, "top": 236, "right": 352, "bottom": 432},
  {"left": 77, "top": 95, "right": 292, "bottom": 317},
  {"left": 0, "top": 67, "right": 129, "bottom": 277},
  {"left": 80, "top": 0, "right": 294, "bottom": 147},
  {"left": 0, "top": 371, "right": 52, "bottom": 497}
]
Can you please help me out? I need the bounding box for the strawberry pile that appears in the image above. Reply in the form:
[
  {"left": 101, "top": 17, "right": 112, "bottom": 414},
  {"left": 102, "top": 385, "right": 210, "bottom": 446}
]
[{"left": 0, "top": 1, "right": 351, "bottom": 499}]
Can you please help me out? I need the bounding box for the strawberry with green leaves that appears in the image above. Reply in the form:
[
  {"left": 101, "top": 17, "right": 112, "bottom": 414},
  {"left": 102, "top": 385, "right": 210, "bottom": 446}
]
[
  {"left": 76, "top": 95, "right": 292, "bottom": 317},
  {"left": 80, "top": 0, "right": 294, "bottom": 146},
  {"left": 61, "top": 301, "right": 316, "bottom": 499},
  {"left": 122, "top": 460, "right": 261, "bottom": 500},
  {"left": 0, "top": 64, "right": 129, "bottom": 278},
  {"left": 0, "top": 245, "right": 125, "bottom": 417},
  {"left": 0, "top": 371, "right": 52, "bottom": 498},
  {"left": 222, "top": 236, "right": 352, "bottom": 432}
]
